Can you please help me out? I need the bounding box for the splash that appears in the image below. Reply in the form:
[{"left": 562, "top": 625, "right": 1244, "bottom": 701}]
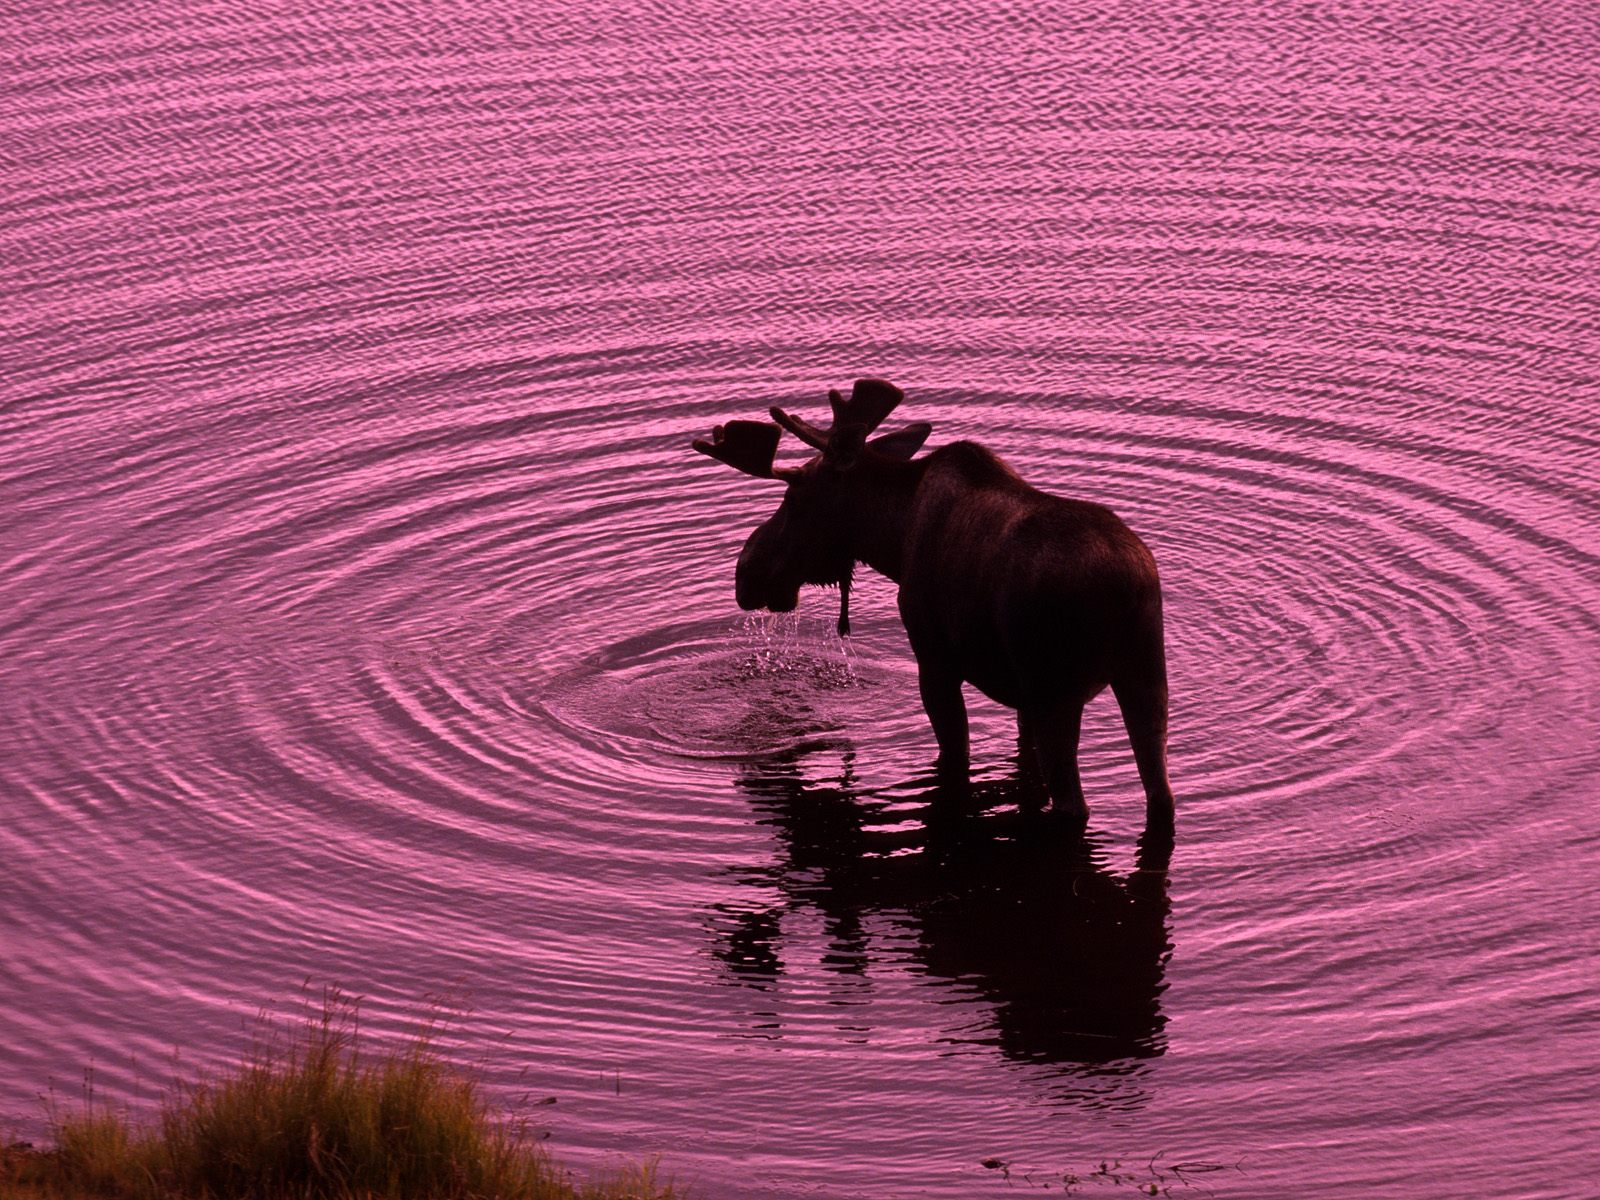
[{"left": 735, "top": 610, "right": 859, "bottom": 690}]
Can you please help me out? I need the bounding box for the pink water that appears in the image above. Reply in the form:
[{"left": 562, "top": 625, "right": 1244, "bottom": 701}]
[{"left": 4, "top": 2, "right": 1599, "bottom": 1196}]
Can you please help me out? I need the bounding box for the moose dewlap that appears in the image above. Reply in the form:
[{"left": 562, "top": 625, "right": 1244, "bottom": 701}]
[{"left": 694, "top": 379, "right": 1174, "bottom": 835}]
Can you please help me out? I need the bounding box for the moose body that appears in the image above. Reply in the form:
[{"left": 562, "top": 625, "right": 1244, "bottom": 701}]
[{"left": 696, "top": 379, "right": 1174, "bottom": 833}]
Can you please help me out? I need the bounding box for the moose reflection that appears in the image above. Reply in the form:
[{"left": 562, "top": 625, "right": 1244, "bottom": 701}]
[
  {"left": 707, "top": 741, "right": 1173, "bottom": 1103},
  {"left": 694, "top": 379, "right": 1174, "bottom": 833}
]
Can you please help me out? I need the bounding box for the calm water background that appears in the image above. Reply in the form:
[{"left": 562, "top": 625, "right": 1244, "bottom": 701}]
[{"left": 4, "top": 2, "right": 1599, "bottom": 1196}]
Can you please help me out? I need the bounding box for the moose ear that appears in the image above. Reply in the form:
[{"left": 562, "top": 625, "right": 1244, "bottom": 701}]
[
  {"left": 867, "top": 421, "right": 931, "bottom": 461},
  {"left": 826, "top": 422, "right": 869, "bottom": 470}
]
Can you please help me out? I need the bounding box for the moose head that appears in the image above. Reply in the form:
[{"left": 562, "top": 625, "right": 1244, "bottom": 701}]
[{"left": 693, "top": 379, "right": 932, "bottom": 635}]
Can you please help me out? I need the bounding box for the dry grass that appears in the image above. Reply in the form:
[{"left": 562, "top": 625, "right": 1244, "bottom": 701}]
[{"left": 3, "top": 993, "right": 674, "bottom": 1200}]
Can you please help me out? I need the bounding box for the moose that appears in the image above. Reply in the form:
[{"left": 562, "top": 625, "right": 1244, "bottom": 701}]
[{"left": 693, "top": 379, "right": 1174, "bottom": 834}]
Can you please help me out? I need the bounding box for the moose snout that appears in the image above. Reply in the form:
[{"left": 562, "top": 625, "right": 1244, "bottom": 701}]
[
  {"left": 736, "top": 579, "right": 799, "bottom": 613},
  {"left": 735, "top": 524, "right": 800, "bottom": 613}
]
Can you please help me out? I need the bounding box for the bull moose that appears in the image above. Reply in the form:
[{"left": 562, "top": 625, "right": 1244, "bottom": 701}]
[{"left": 693, "top": 379, "right": 1174, "bottom": 834}]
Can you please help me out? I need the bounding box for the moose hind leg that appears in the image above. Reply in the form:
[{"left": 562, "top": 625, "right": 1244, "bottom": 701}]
[
  {"left": 1027, "top": 700, "right": 1087, "bottom": 826},
  {"left": 918, "top": 664, "right": 970, "bottom": 773},
  {"left": 1112, "top": 673, "right": 1175, "bottom": 833}
]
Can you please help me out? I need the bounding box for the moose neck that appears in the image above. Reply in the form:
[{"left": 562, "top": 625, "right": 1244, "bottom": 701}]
[{"left": 845, "top": 456, "right": 929, "bottom": 584}]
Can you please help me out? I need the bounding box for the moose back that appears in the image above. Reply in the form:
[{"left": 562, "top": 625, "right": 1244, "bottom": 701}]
[{"left": 694, "top": 379, "right": 1174, "bottom": 833}]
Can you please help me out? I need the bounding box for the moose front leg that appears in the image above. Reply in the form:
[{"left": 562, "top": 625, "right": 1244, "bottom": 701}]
[
  {"left": 917, "top": 663, "right": 969, "bottom": 774},
  {"left": 1016, "top": 709, "right": 1039, "bottom": 774}
]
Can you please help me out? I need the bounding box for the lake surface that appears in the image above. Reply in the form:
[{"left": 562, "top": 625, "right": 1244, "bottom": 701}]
[{"left": 4, "top": 2, "right": 1599, "bottom": 1196}]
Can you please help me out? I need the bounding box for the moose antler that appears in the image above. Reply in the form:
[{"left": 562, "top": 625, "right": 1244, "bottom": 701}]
[
  {"left": 831, "top": 378, "right": 905, "bottom": 433},
  {"left": 768, "top": 407, "right": 829, "bottom": 450},
  {"left": 692, "top": 420, "right": 786, "bottom": 479},
  {"left": 697, "top": 380, "right": 922, "bottom": 485},
  {"left": 771, "top": 378, "right": 906, "bottom": 452}
]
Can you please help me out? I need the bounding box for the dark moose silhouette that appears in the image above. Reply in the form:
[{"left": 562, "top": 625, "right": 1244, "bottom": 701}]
[{"left": 695, "top": 379, "right": 1175, "bottom": 835}]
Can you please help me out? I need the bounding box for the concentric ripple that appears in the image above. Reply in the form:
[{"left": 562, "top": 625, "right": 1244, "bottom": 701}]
[{"left": 4, "top": 2, "right": 1599, "bottom": 1198}]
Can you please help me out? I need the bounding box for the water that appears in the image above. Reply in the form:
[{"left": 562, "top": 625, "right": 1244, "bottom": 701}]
[{"left": 4, "top": 2, "right": 1599, "bottom": 1196}]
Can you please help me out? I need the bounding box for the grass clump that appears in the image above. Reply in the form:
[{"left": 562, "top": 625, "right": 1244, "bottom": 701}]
[{"left": 7, "top": 991, "right": 673, "bottom": 1200}]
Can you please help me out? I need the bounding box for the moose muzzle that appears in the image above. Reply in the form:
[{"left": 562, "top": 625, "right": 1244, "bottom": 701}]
[{"left": 735, "top": 520, "right": 801, "bottom": 613}]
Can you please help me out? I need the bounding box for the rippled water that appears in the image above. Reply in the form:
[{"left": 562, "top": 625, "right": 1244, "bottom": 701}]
[{"left": 4, "top": 2, "right": 1599, "bottom": 1196}]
